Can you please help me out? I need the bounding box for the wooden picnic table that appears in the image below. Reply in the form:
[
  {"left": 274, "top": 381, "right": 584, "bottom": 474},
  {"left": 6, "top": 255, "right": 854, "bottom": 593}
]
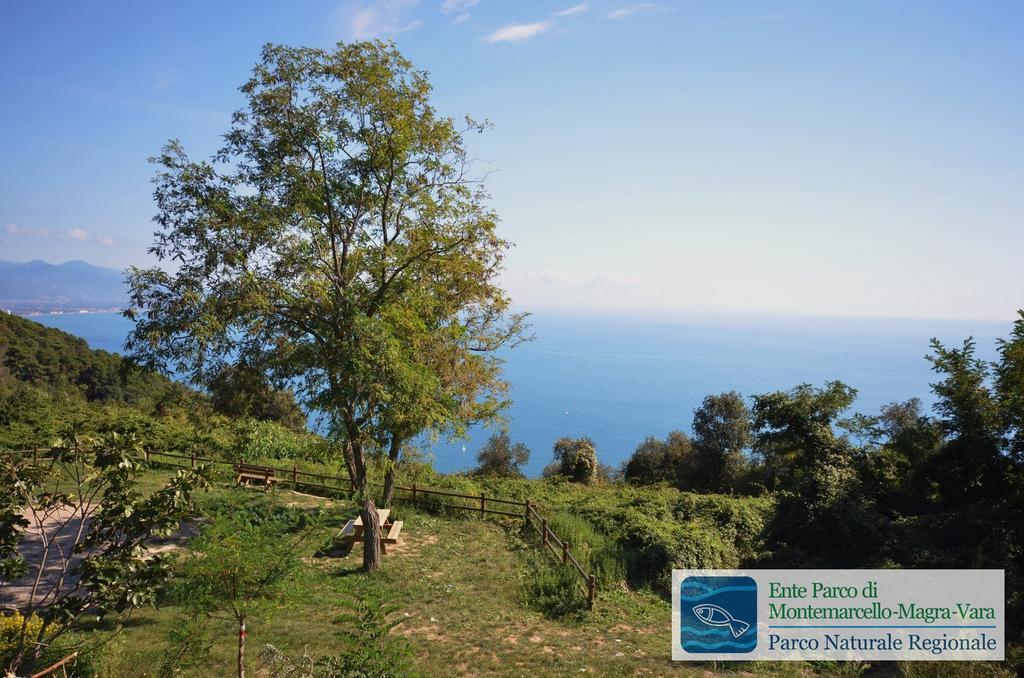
[
  {"left": 353, "top": 508, "right": 390, "bottom": 529},
  {"left": 340, "top": 508, "right": 403, "bottom": 553}
]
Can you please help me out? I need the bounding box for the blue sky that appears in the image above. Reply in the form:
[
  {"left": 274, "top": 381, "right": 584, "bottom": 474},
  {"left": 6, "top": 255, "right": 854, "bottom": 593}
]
[{"left": 1, "top": 1, "right": 1021, "bottom": 321}]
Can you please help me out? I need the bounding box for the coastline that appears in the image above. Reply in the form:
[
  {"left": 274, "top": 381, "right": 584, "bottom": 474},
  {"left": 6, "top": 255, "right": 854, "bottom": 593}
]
[{"left": 6, "top": 307, "right": 125, "bottom": 317}]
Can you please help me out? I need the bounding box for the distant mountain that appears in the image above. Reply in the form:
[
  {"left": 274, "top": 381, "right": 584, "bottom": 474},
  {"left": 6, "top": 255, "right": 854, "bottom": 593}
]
[{"left": 0, "top": 259, "right": 127, "bottom": 314}]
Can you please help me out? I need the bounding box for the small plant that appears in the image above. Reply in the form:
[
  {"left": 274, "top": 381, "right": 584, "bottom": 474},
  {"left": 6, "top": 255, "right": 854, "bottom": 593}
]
[
  {"left": 257, "top": 582, "right": 413, "bottom": 677},
  {"left": 157, "top": 614, "right": 212, "bottom": 678},
  {"left": 520, "top": 553, "right": 588, "bottom": 619},
  {"left": 163, "top": 507, "right": 318, "bottom": 678}
]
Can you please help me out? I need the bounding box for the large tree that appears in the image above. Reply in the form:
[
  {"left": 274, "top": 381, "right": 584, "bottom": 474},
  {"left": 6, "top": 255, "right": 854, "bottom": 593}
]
[
  {"left": 690, "top": 391, "right": 751, "bottom": 494},
  {"left": 125, "top": 41, "right": 527, "bottom": 571}
]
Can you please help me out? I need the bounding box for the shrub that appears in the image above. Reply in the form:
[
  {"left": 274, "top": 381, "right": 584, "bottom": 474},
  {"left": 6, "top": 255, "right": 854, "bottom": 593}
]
[
  {"left": 546, "top": 512, "right": 626, "bottom": 588},
  {"left": 233, "top": 419, "right": 330, "bottom": 463},
  {"left": 623, "top": 431, "right": 692, "bottom": 486},
  {"left": 0, "top": 614, "right": 88, "bottom": 676},
  {"left": 474, "top": 433, "right": 530, "bottom": 477},
  {"left": 551, "top": 437, "right": 598, "bottom": 484},
  {"left": 0, "top": 613, "right": 45, "bottom": 668}
]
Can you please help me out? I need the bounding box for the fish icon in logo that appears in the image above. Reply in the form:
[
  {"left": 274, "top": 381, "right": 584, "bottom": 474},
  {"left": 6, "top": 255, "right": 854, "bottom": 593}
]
[
  {"left": 679, "top": 575, "right": 756, "bottom": 653},
  {"left": 692, "top": 603, "right": 750, "bottom": 638}
]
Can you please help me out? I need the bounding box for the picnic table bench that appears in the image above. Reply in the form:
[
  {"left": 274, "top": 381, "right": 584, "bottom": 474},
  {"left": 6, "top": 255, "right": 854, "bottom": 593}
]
[
  {"left": 234, "top": 463, "right": 278, "bottom": 488},
  {"left": 340, "top": 508, "right": 404, "bottom": 554}
]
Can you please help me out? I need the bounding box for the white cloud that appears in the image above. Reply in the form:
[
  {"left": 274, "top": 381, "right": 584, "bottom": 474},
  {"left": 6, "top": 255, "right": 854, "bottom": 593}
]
[
  {"left": 607, "top": 2, "right": 655, "bottom": 20},
  {"left": 454, "top": 12, "right": 470, "bottom": 23},
  {"left": 331, "top": 0, "right": 422, "bottom": 40},
  {"left": 5, "top": 225, "right": 115, "bottom": 247},
  {"left": 555, "top": 3, "right": 588, "bottom": 17},
  {"left": 441, "top": 0, "right": 477, "bottom": 14},
  {"left": 67, "top": 228, "right": 116, "bottom": 246},
  {"left": 484, "top": 21, "right": 550, "bottom": 43}
]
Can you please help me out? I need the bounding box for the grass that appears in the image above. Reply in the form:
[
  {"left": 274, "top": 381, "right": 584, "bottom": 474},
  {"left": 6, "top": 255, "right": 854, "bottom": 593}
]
[
  {"left": 76, "top": 470, "right": 723, "bottom": 676},
  {"left": 60, "top": 468, "right": 1018, "bottom": 677}
]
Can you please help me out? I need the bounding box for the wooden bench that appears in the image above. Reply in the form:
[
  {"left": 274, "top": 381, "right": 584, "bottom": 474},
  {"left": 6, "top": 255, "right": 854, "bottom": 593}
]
[
  {"left": 381, "top": 520, "right": 403, "bottom": 554},
  {"left": 234, "top": 463, "right": 277, "bottom": 488}
]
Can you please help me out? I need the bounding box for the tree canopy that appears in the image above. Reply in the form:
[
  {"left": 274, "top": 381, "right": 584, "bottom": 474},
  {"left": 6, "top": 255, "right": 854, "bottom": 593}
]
[
  {"left": 474, "top": 433, "right": 530, "bottom": 477},
  {"left": 124, "top": 41, "right": 527, "bottom": 568}
]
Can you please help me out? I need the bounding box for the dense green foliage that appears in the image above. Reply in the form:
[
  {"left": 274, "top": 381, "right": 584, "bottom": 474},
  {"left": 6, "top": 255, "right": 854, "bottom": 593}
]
[
  {"left": 124, "top": 42, "right": 527, "bottom": 514},
  {"left": 548, "top": 436, "right": 599, "bottom": 484},
  {"left": 207, "top": 364, "right": 306, "bottom": 431},
  {"left": 622, "top": 431, "right": 692, "bottom": 487},
  {"left": 690, "top": 391, "right": 752, "bottom": 493},
  {"left": 0, "top": 310, "right": 189, "bottom": 412},
  {"left": 0, "top": 313, "right": 329, "bottom": 471},
  {"left": 614, "top": 314, "right": 1024, "bottom": 644}
]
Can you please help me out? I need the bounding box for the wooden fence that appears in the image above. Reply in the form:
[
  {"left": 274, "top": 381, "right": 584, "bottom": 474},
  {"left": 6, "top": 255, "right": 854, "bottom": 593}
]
[{"left": 14, "top": 445, "right": 598, "bottom": 608}]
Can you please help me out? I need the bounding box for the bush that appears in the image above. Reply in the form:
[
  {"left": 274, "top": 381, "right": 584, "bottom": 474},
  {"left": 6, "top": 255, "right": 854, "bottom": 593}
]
[
  {"left": 545, "top": 512, "right": 626, "bottom": 589},
  {"left": 0, "top": 613, "right": 89, "bottom": 676},
  {"left": 623, "top": 431, "right": 691, "bottom": 486},
  {"left": 616, "top": 509, "right": 738, "bottom": 594},
  {"left": 474, "top": 433, "right": 530, "bottom": 477},
  {"left": 521, "top": 559, "right": 588, "bottom": 619},
  {"left": 0, "top": 613, "right": 45, "bottom": 669},
  {"left": 233, "top": 419, "right": 331, "bottom": 463},
  {"left": 551, "top": 437, "right": 598, "bottom": 484}
]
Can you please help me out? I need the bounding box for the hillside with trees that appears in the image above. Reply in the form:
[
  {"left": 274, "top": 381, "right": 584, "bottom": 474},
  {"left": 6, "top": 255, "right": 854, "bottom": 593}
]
[{"left": 0, "top": 311, "right": 310, "bottom": 454}]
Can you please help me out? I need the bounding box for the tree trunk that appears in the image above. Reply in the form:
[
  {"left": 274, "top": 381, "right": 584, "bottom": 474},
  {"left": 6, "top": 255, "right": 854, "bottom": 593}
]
[
  {"left": 237, "top": 614, "right": 246, "bottom": 678},
  {"left": 382, "top": 437, "right": 402, "bottom": 507},
  {"left": 342, "top": 440, "right": 359, "bottom": 491},
  {"left": 350, "top": 438, "right": 368, "bottom": 493},
  {"left": 361, "top": 497, "right": 381, "bottom": 572}
]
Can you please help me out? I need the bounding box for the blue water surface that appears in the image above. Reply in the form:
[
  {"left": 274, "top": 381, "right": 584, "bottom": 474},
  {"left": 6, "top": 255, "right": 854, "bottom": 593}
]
[{"left": 32, "top": 310, "right": 1005, "bottom": 477}]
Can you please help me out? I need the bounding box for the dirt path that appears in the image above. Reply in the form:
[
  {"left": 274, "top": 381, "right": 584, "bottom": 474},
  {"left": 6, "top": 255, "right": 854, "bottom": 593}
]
[{"left": 0, "top": 505, "right": 199, "bottom": 611}]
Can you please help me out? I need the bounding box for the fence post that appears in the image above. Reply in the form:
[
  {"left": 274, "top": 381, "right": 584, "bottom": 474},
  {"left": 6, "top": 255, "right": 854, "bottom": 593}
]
[
  {"left": 562, "top": 540, "right": 570, "bottom": 564},
  {"left": 144, "top": 448, "right": 149, "bottom": 464},
  {"left": 33, "top": 446, "right": 38, "bottom": 465},
  {"left": 412, "top": 482, "right": 417, "bottom": 503},
  {"left": 541, "top": 518, "right": 548, "bottom": 547},
  {"left": 190, "top": 452, "right": 196, "bottom": 470},
  {"left": 480, "top": 493, "right": 486, "bottom": 518},
  {"left": 524, "top": 499, "right": 530, "bottom": 527},
  {"left": 587, "top": 574, "right": 597, "bottom": 609},
  {"left": 292, "top": 466, "right": 297, "bottom": 484}
]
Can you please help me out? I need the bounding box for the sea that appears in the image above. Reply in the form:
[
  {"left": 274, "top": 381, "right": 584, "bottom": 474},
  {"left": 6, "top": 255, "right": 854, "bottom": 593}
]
[{"left": 32, "top": 310, "right": 1008, "bottom": 477}]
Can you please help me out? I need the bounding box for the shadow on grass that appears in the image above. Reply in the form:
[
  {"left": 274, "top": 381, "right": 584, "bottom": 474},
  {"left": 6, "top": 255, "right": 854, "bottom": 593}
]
[
  {"left": 76, "top": 611, "right": 160, "bottom": 633},
  {"left": 332, "top": 565, "right": 366, "bottom": 578}
]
